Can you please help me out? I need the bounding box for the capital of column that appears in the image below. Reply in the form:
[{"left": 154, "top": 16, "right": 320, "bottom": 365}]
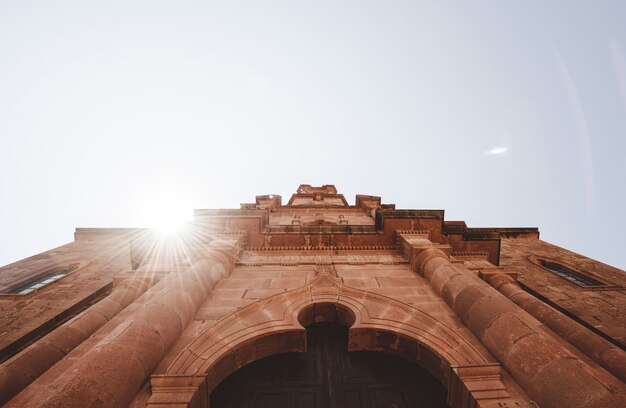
[{"left": 397, "top": 232, "right": 451, "bottom": 275}]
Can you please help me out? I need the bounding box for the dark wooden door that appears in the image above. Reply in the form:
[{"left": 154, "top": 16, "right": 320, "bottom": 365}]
[{"left": 210, "top": 323, "right": 447, "bottom": 408}]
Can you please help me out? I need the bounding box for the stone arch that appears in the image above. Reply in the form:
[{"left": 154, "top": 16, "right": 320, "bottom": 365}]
[
  {"left": 295, "top": 301, "right": 468, "bottom": 384},
  {"left": 148, "top": 268, "right": 504, "bottom": 407},
  {"left": 210, "top": 321, "right": 449, "bottom": 408}
]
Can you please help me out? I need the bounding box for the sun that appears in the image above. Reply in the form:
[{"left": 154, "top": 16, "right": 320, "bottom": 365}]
[
  {"left": 135, "top": 196, "right": 193, "bottom": 238},
  {"left": 152, "top": 216, "right": 188, "bottom": 238}
]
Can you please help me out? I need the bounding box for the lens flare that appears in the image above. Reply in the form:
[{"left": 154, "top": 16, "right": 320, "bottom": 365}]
[{"left": 483, "top": 147, "right": 507, "bottom": 156}]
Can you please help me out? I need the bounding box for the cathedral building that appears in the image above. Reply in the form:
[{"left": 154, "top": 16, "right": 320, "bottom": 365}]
[{"left": 0, "top": 184, "right": 624, "bottom": 407}]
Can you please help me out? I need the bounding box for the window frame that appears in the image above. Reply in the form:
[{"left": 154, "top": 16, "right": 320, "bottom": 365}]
[
  {"left": 529, "top": 255, "right": 618, "bottom": 290},
  {"left": 0, "top": 263, "right": 80, "bottom": 297}
]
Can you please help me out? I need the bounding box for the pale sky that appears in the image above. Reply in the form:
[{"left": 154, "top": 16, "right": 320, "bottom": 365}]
[{"left": 1, "top": 1, "right": 625, "bottom": 270}]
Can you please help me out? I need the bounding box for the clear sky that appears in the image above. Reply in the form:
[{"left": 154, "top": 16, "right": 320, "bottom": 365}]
[{"left": 1, "top": 1, "right": 625, "bottom": 270}]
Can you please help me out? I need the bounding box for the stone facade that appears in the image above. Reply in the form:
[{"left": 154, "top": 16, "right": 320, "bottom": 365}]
[{"left": 0, "top": 184, "right": 624, "bottom": 407}]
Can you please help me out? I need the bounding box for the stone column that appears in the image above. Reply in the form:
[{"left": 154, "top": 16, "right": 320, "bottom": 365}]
[
  {"left": 0, "top": 276, "right": 155, "bottom": 405},
  {"left": 483, "top": 272, "right": 626, "bottom": 382},
  {"left": 5, "top": 237, "right": 240, "bottom": 408},
  {"left": 399, "top": 233, "right": 625, "bottom": 408}
]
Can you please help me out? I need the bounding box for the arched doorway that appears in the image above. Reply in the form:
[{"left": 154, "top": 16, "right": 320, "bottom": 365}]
[
  {"left": 150, "top": 278, "right": 509, "bottom": 408},
  {"left": 210, "top": 322, "right": 447, "bottom": 408}
]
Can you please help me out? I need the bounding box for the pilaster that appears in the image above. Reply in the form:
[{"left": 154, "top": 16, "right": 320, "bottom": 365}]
[
  {"left": 6, "top": 236, "right": 242, "bottom": 408},
  {"left": 481, "top": 271, "right": 626, "bottom": 383},
  {"left": 397, "top": 232, "right": 626, "bottom": 408}
]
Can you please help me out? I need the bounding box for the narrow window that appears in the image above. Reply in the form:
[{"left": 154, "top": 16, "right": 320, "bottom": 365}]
[
  {"left": 539, "top": 260, "right": 604, "bottom": 287},
  {"left": 12, "top": 273, "right": 66, "bottom": 294},
  {"left": 1, "top": 264, "right": 78, "bottom": 295}
]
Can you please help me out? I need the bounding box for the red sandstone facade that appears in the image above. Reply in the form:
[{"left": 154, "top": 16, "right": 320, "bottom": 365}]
[{"left": 0, "top": 185, "right": 624, "bottom": 407}]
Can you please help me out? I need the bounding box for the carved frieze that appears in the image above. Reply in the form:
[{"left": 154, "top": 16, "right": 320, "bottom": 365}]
[{"left": 237, "top": 251, "right": 407, "bottom": 266}]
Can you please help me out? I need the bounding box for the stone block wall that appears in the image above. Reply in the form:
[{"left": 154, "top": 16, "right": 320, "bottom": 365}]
[
  {"left": 500, "top": 238, "right": 626, "bottom": 347},
  {"left": 0, "top": 239, "right": 131, "bottom": 361}
]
